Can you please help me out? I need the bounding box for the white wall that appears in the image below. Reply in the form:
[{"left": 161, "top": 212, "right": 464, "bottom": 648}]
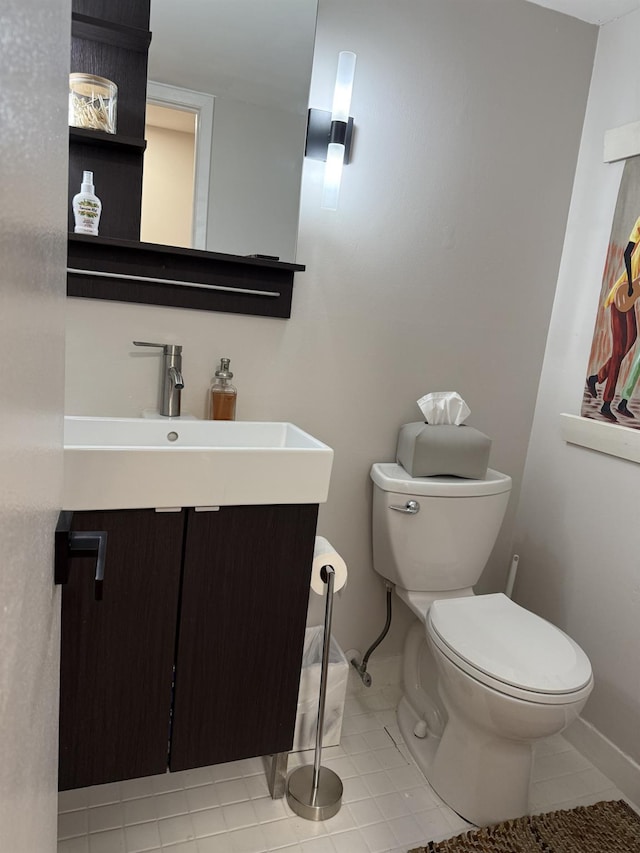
[
  {"left": 514, "top": 8, "right": 640, "bottom": 768},
  {"left": 65, "top": 0, "right": 595, "bottom": 657},
  {"left": 207, "top": 97, "right": 306, "bottom": 261},
  {"left": 0, "top": 0, "right": 69, "bottom": 850}
]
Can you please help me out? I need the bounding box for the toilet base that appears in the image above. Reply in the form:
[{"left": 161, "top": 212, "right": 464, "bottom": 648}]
[
  {"left": 397, "top": 620, "right": 534, "bottom": 827},
  {"left": 397, "top": 693, "right": 441, "bottom": 781},
  {"left": 428, "top": 705, "right": 533, "bottom": 826},
  {"left": 398, "top": 691, "right": 533, "bottom": 827}
]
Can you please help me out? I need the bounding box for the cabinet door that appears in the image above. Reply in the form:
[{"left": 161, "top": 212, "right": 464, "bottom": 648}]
[
  {"left": 59, "top": 509, "right": 184, "bottom": 790},
  {"left": 170, "top": 504, "right": 318, "bottom": 771}
]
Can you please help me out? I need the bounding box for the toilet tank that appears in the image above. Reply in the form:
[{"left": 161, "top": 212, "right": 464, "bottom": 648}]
[{"left": 370, "top": 463, "right": 512, "bottom": 593}]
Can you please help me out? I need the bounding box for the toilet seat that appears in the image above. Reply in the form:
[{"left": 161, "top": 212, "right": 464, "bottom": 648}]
[{"left": 427, "top": 593, "right": 593, "bottom": 705}]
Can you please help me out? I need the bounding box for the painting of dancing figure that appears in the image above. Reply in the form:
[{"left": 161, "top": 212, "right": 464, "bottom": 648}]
[{"left": 584, "top": 157, "right": 640, "bottom": 427}]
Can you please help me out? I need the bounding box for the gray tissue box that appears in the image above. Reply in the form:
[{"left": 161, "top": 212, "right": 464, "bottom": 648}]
[{"left": 396, "top": 422, "right": 491, "bottom": 479}]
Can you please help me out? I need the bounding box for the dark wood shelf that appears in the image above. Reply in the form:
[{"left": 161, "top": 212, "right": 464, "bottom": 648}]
[
  {"left": 67, "top": 235, "right": 305, "bottom": 318},
  {"left": 71, "top": 12, "right": 152, "bottom": 52},
  {"left": 69, "top": 127, "right": 146, "bottom": 151}
]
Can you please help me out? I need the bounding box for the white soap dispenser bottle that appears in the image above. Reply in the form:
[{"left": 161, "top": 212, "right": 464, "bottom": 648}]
[{"left": 72, "top": 170, "right": 102, "bottom": 235}]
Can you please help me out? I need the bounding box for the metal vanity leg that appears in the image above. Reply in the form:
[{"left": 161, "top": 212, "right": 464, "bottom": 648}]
[{"left": 266, "top": 752, "right": 289, "bottom": 799}]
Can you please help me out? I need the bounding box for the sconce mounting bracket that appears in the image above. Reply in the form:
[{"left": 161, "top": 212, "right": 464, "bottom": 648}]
[{"left": 305, "top": 108, "right": 354, "bottom": 164}]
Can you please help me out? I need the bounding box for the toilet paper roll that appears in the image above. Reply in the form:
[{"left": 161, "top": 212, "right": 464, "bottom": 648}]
[{"left": 311, "top": 536, "right": 348, "bottom": 595}]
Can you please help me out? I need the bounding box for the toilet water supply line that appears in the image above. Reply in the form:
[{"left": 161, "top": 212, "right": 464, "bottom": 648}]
[
  {"left": 351, "top": 555, "right": 520, "bottom": 687},
  {"left": 350, "top": 581, "right": 393, "bottom": 687}
]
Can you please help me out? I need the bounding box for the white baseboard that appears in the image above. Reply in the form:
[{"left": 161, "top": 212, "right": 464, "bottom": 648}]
[{"left": 565, "top": 716, "right": 640, "bottom": 807}]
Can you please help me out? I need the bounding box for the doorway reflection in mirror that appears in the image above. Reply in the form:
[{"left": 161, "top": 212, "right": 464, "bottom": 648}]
[{"left": 145, "top": 0, "right": 318, "bottom": 262}]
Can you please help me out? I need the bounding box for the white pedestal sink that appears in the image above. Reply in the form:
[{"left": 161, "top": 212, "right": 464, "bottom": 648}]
[{"left": 63, "top": 416, "right": 334, "bottom": 510}]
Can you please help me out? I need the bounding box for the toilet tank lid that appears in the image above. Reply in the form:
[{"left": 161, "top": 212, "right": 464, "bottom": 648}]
[
  {"left": 370, "top": 462, "right": 512, "bottom": 497},
  {"left": 428, "top": 594, "right": 593, "bottom": 694}
]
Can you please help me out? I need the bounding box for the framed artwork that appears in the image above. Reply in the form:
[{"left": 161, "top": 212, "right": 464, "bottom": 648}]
[{"left": 583, "top": 156, "right": 640, "bottom": 428}]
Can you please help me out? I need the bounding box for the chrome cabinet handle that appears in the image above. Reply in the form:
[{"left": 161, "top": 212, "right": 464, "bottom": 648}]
[{"left": 389, "top": 500, "right": 420, "bottom": 514}]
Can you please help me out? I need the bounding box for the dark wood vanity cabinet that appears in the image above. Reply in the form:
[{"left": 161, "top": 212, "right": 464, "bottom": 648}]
[{"left": 59, "top": 503, "right": 318, "bottom": 791}]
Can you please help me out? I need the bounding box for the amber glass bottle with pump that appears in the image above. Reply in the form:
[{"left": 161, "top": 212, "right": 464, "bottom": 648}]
[{"left": 209, "top": 357, "right": 237, "bottom": 420}]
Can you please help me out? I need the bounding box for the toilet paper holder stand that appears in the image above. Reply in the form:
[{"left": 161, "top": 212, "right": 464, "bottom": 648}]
[{"left": 286, "top": 564, "right": 343, "bottom": 821}]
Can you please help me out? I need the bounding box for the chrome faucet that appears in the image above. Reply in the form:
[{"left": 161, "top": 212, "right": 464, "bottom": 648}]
[{"left": 133, "top": 341, "right": 184, "bottom": 417}]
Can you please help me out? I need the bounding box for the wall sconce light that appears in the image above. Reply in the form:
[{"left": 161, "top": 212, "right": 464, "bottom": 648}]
[{"left": 305, "top": 51, "right": 357, "bottom": 210}]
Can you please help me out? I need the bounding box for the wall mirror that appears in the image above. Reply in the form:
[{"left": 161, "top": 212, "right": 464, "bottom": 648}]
[{"left": 142, "top": 0, "right": 318, "bottom": 263}]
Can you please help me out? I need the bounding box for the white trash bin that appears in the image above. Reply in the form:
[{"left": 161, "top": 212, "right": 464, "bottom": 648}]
[{"left": 293, "top": 626, "right": 349, "bottom": 752}]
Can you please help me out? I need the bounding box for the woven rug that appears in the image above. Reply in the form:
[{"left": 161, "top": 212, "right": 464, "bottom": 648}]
[{"left": 408, "top": 799, "right": 640, "bottom": 853}]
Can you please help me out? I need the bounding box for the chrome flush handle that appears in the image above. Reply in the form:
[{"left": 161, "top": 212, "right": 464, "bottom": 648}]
[{"left": 389, "top": 500, "right": 420, "bottom": 514}]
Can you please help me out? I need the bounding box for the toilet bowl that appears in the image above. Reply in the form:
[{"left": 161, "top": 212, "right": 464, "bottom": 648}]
[
  {"left": 425, "top": 593, "right": 593, "bottom": 825},
  {"left": 370, "top": 462, "right": 594, "bottom": 826}
]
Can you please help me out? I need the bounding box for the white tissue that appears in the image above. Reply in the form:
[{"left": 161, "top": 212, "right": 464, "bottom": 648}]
[
  {"left": 311, "top": 536, "right": 348, "bottom": 595},
  {"left": 417, "top": 391, "right": 470, "bottom": 426}
]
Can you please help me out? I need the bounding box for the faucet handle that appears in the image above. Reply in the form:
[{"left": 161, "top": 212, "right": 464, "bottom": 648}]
[{"left": 133, "top": 341, "right": 182, "bottom": 355}]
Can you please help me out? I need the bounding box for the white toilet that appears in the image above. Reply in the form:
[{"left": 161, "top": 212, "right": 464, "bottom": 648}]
[{"left": 370, "top": 462, "right": 593, "bottom": 827}]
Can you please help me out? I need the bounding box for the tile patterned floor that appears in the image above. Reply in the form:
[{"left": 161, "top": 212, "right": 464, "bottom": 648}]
[{"left": 58, "top": 656, "right": 637, "bottom": 853}]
